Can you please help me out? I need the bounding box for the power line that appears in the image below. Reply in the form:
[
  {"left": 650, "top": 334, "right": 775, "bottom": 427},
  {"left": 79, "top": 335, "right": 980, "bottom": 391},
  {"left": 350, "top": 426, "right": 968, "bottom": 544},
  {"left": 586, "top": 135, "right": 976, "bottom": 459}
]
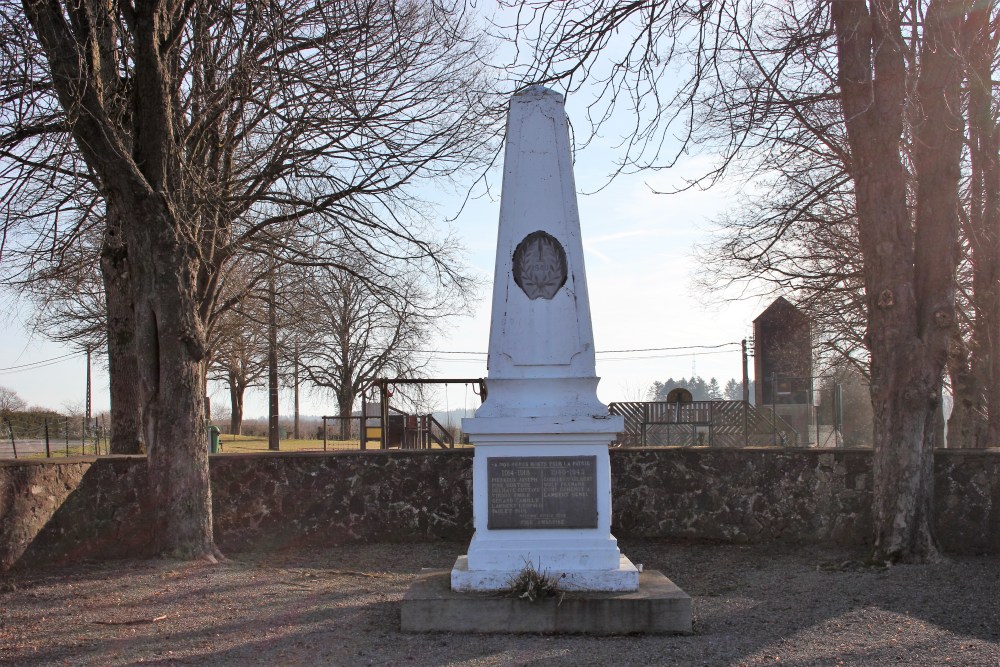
[
  {"left": 415, "top": 349, "right": 738, "bottom": 363},
  {"left": 0, "top": 352, "right": 80, "bottom": 374},
  {"left": 410, "top": 342, "right": 741, "bottom": 356},
  {"left": 0, "top": 358, "right": 80, "bottom": 375},
  {"left": 597, "top": 350, "right": 738, "bottom": 361},
  {"left": 0, "top": 341, "right": 740, "bottom": 374},
  {"left": 597, "top": 343, "right": 740, "bottom": 354}
]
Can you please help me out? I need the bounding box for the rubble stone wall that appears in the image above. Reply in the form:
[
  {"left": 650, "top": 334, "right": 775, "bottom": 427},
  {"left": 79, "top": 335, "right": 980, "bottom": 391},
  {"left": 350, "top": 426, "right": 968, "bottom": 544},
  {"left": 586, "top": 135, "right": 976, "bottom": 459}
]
[{"left": 1, "top": 448, "right": 997, "bottom": 569}]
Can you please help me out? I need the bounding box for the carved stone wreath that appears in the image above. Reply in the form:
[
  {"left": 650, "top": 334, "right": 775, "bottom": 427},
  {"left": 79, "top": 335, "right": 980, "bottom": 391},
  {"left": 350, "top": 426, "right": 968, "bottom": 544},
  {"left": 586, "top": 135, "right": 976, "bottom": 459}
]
[{"left": 512, "top": 231, "right": 568, "bottom": 300}]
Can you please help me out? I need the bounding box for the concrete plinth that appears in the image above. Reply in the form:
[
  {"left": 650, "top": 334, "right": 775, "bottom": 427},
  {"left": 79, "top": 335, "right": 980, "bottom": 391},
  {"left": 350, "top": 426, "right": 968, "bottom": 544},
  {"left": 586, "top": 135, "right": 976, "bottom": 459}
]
[
  {"left": 451, "top": 554, "right": 639, "bottom": 593},
  {"left": 402, "top": 569, "right": 692, "bottom": 635}
]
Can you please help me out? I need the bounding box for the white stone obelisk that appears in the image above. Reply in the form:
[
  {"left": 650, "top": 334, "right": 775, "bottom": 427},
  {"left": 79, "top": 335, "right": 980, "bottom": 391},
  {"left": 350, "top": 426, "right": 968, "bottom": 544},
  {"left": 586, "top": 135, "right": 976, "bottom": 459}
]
[{"left": 451, "top": 86, "right": 636, "bottom": 592}]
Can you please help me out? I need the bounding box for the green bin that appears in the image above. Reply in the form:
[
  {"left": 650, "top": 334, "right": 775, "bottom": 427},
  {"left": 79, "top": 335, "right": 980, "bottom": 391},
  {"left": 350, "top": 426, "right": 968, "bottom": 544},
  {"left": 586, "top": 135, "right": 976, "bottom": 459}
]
[{"left": 208, "top": 425, "right": 221, "bottom": 454}]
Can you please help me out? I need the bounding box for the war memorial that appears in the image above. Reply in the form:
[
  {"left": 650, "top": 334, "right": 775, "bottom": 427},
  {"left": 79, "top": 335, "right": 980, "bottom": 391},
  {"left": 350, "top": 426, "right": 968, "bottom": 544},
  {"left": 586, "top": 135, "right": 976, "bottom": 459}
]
[{"left": 400, "top": 87, "right": 691, "bottom": 634}]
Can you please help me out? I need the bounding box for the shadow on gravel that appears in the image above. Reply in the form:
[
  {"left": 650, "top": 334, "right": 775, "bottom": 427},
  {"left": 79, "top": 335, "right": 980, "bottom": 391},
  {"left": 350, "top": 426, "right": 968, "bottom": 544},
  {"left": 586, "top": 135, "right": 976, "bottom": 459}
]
[
  {"left": 873, "top": 557, "right": 1000, "bottom": 642},
  {"left": 615, "top": 538, "right": 1000, "bottom": 665},
  {"left": 2, "top": 540, "right": 999, "bottom": 667}
]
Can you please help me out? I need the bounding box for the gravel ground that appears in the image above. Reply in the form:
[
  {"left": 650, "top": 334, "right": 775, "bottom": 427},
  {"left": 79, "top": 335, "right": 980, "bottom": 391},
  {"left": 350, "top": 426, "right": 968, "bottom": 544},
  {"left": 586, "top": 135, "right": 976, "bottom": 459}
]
[{"left": 1, "top": 540, "right": 998, "bottom": 666}]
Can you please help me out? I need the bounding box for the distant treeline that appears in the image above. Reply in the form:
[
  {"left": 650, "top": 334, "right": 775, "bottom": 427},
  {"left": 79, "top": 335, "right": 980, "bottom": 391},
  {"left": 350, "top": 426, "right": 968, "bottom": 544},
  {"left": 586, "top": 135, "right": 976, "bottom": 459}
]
[
  {"left": 647, "top": 377, "right": 755, "bottom": 404},
  {"left": 0, "top": 409, "right": 94, "bottom": 438}
]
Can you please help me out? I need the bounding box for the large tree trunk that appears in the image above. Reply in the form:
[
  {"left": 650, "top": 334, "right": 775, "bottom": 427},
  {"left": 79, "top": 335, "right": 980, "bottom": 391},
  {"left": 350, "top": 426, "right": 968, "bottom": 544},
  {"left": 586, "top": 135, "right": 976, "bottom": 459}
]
[
  {"left": 228, "top": 372, "right": 245, "bottom": 436},
  {"left": 971, "top": 271, "right": 1000, "bottom": 445},
  {"left": 127, "top": 195, "right": 216, "bottom": 559},
  {"left": 100, "top": 210, "right": 144, "bottom": 454},
  {"left": 966, "top": 5, "right": 1000, "bottom": 447},
  {"left": 947, "top": 331, "right": 986, "bottom": 448},
  {"left": 130, "top": 4, "right": 218, "bottom": 560},
  {"left": 337, "top": 389, "right": 354, "bottom": 441},
  {"left": 23, "top": 0, "right": 221, "bottom": 561},
  {"left": 833, "top": 0, "right": 964, "bottom": 562}
]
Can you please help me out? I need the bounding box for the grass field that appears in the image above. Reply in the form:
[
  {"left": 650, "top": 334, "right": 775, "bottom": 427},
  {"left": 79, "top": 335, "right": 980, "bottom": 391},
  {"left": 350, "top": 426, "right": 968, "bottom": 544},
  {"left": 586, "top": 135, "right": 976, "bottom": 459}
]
[
  {"left": 13, "top": 434, "right": 361, "bottom": 459},
  {"left": 216, "top": 434, "right": 362, "bottom": 453},
  {"left": 11, "top": 433, "right": 469, "bottom": 460},
  {"left": 21, "top": 443, "right": 99, "bottom": 459},
  {"left": 216, "top": 434, "right": 472, "bottom": 452}
]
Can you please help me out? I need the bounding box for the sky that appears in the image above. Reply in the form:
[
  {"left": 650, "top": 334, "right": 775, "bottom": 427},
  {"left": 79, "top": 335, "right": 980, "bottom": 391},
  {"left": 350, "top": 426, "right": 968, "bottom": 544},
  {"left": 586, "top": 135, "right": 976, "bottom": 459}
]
[{"left": 0, "top": 95, "right": 771, "bottom": 421}]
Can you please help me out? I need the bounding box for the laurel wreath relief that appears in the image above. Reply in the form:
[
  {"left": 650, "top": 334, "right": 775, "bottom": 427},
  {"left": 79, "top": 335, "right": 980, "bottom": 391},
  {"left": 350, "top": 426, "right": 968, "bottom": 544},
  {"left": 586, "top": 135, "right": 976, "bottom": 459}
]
[{"left": 512, "top": 231, "right": 568, "bottom": 300}]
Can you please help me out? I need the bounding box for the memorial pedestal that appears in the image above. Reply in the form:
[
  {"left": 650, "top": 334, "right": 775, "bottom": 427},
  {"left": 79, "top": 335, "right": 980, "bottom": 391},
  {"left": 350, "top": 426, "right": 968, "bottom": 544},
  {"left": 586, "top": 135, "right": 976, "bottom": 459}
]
[{"left": 451, "top": 417, "right": 636, "bottom": 592}]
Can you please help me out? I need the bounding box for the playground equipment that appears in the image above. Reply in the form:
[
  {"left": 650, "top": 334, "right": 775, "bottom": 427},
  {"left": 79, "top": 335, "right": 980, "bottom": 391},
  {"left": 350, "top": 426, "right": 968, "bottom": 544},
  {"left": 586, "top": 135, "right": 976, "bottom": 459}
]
[{"left": 358, "top": 378, "right": 487, "bottom": 450}]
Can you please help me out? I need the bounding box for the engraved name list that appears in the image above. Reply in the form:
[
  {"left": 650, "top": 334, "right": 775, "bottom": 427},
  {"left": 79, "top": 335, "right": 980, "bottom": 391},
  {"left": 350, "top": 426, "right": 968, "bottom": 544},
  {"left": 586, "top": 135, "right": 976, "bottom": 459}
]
[{"left": 487, "top": 456, "right": 598, "bottom": 529}]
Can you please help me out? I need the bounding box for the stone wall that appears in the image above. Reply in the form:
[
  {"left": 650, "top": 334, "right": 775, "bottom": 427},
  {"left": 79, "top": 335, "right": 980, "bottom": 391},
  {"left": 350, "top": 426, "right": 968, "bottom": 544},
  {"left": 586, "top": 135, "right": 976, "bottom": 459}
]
[
  {"left": 1, "top": 448, "right": 998, "bottom": 570},
  {"left": 0, "top": 457, "right": 152, "bottom": 570},
  {"left": 611, "top": 449, "right": 873, "bottom": 544},
  {"left": 210, "top": 451, "right": 473, "bottom": 552},
  {"left": 933, "top": 450, "right": 1000, "bottom": 553}
]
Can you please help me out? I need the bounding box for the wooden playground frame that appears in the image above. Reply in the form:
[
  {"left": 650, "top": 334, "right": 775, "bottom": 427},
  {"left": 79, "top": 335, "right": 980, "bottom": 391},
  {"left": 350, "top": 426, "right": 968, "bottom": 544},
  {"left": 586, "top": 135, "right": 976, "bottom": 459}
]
[{"left": 358, "top": 377, "right": 487, "bottom": 450}]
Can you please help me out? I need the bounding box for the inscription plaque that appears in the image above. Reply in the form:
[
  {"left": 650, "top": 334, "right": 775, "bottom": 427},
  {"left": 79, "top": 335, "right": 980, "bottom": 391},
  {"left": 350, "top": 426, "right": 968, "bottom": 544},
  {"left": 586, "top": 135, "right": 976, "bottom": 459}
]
[{"left": 487, "top": 456, "right": 598, "bottom": 529}]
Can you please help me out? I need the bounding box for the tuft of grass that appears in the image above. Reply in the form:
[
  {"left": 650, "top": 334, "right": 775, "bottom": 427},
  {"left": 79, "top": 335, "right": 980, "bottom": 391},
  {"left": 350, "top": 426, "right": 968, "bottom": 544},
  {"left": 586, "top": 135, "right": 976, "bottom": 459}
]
[{"left": 506, "top": 560, "right": 564, "bottom": 602}]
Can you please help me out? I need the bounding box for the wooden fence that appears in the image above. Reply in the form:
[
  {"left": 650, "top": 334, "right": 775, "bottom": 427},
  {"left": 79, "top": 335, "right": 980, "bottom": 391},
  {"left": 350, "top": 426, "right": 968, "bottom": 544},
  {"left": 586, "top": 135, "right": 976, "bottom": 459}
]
[{"left": 608, "top": 400, "right": 799, "bottom": 447}]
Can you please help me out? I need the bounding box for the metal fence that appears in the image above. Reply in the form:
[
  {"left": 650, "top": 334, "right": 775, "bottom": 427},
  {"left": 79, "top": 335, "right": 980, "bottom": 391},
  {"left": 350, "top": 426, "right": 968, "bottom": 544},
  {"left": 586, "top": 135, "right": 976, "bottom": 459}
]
[
  {"left": 0, "top": 412, "right": 453, "bottom": 458},
  {"left": 0, "top": 416, "right": 109, "bottom": 459}
]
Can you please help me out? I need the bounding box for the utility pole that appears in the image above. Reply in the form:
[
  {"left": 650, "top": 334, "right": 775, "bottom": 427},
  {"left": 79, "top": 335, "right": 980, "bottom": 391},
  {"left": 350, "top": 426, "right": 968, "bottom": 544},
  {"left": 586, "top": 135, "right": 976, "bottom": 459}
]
[
  {"left": 84, "top": 346, "right": 92, "bottom": 451},
  {"left": 292, "top": 341, "right": 300, "bottom": 440},
  {"left": 293, "top": 342, "right": 300, "bottom": 440},
  {"left": 741, "top": 339, "right": 750, "bottom": 403},
  {"left": 742, "top": 338, "right": 750, "bottom": 447},
  {"left": 268, "top": 255, "right": 280, "bottom": 451},
  {"left": 771, "top": 371, "right": 778, "bottom": 447}
]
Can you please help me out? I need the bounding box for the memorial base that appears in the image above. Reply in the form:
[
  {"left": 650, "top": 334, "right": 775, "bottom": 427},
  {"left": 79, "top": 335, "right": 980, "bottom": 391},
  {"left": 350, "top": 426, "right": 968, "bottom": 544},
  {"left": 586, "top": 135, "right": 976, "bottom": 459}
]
[
  {"left": 451, "top": 554, "right": 639, "bottom": 592},
  {"left": 402, "top": 569, "right": 692, "bottom": 635}
]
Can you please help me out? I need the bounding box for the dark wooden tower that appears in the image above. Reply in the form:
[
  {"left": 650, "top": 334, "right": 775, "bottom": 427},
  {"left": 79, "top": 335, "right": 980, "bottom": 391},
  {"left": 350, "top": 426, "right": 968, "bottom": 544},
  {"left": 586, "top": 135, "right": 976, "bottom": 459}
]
[{"left": 753, "top": 297, "right": 814, "bottom": 444}]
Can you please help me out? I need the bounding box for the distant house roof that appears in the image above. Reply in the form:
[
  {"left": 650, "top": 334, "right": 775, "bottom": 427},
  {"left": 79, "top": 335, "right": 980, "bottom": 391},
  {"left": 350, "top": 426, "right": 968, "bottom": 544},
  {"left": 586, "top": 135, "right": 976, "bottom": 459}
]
[{"left": 753, "top": 296, "right": 808, "bottom": 326}]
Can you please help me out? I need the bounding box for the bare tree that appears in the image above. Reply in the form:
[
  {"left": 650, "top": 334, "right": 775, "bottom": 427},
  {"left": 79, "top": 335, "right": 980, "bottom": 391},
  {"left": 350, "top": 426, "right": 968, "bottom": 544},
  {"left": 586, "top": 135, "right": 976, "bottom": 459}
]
[
  {"left": 0, "top": 6, "right": 145, "bottom": 454},
  {"left": 0, "top": 386, "right": 27, "bottom": 414},
  {"left": 959, "top": 4, "right": 1000, "bottom": 447},
  {"left": 500, "top": 0, "right": 981, "bottom": 562},
  {"left": 810, "top": 0, "right": 965, "bottom": 563},
  {"left": 213, "top": 335, "right": 267, "bottom": 437},
  {"left": 15, "top": 217, "right": 146, "bottom": 454},
  {"left": 697, "top": 176, "right": 870, "bottom": 378},
  {"left": 208, "top": 297, "right": 268, "bottom": 436},
  {"left": 5, "top": 0, "right": 502, "bottom": 559},
  {"left": 690, "top": 2, "right": 1000, "bottom": 454},
  {"left": 295, "top": 256, "right": 466, "bottom": 440}
]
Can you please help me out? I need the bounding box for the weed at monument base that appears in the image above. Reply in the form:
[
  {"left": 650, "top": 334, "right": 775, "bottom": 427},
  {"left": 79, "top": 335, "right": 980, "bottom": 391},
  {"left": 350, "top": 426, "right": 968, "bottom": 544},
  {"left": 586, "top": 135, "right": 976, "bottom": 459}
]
[{"left": 506, "top": 559, "right": 565, "bottom": 603}]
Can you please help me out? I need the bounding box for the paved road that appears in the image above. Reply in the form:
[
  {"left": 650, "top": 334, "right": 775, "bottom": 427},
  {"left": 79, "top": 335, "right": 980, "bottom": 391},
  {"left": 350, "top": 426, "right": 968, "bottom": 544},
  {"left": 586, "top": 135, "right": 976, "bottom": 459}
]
[{"left": 0, "top": 438, "right": 99, "bottom": 459}]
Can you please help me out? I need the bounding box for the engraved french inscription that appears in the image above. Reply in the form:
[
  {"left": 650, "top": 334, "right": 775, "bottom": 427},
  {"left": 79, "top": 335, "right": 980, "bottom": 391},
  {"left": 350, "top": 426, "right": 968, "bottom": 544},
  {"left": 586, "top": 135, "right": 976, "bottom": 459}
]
[
  {"left": 512, "top": 230, "right": 568, "bottom": 300},
  {"left": 487, "top": 456, "right": 598, "bottom": 529}
]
